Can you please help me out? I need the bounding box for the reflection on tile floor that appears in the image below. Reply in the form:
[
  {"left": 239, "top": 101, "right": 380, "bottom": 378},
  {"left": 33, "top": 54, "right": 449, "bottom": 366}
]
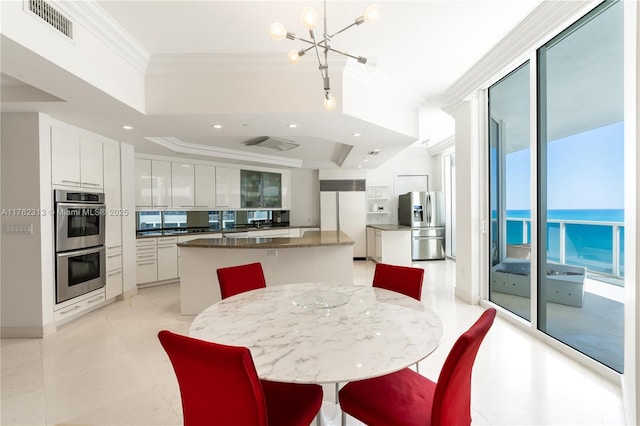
[{"left": 1, "top": 259, "right": 626, "bottom": 425}]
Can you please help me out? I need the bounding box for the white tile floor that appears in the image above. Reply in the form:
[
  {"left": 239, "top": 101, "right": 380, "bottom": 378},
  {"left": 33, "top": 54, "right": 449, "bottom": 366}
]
[{"left": 1, "top": 259, "right": 626, "bottom": 425}]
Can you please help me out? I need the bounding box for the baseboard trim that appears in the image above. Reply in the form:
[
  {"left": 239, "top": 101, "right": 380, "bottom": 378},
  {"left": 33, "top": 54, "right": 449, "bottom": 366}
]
[{"left": 1, "top": 323, "right": 55, "bottom": 338}]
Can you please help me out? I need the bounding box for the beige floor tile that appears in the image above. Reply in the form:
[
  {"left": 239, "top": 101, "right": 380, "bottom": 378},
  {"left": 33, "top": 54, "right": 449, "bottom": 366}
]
[{"left": 0, "top": 259, "right": 626, "bottom": 425}]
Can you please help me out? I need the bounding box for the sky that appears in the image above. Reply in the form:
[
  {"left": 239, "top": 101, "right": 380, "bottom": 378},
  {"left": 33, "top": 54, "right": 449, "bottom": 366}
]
[{"left": 505, "top": 121, "right": 624, "bottom": 211}]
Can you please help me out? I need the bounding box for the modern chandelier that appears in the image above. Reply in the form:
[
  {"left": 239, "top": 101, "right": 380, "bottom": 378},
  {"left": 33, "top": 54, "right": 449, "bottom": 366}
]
[{"left": 269, "top": 1, "right": 380, "bottom": 111}]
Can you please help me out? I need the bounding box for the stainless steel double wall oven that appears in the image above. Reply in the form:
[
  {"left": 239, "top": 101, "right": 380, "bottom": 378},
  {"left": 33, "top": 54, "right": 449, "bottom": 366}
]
[{"left": 54, "top": 190, "right": 106, "bottom": 304}]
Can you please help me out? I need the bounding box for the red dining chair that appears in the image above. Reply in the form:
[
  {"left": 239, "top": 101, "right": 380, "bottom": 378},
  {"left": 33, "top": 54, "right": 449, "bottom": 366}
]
[
  {"left": 217, "top": 262, "right": 266, "bottom": 300},
  {"left": 372, "top": 263, "right": 424, "bottom": 301},
  {"left": 339, "top": 308, "right": 497, "bottom": 426},
  {"left": 158, "top": 330, "right": 323, "bottom": 426}
]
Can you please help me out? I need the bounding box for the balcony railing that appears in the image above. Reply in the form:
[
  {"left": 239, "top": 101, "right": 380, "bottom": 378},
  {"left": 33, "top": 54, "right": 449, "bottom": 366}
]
[{"left": 503, "top": 217, "right": 624, "bottom": 278}]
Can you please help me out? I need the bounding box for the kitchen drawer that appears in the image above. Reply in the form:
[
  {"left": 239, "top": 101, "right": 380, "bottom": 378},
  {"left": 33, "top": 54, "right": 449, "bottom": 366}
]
[
  {"left": 106, "top": 269, "right": 123, "bottom": 300},
  {"left": 137, "top": 259, "right": 158, "bottom": 284},
  {"left": 136, "top": 251, "right": 158, "bottom": 262},
  {"left": 157, "top": 236, "right": 177, "bottom": 245},
  {"left": 136, "top": 238, "right": 157, "bottom": 248},
  {"left": 54, "top": 291, "right": 106, "bottom": 322},
  {"left": 106, "top": 251, "right": 122, "bottom": 272}
]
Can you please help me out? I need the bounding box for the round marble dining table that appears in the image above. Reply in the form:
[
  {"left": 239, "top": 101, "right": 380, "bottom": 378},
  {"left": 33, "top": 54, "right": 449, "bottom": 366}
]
[{"left": 189, "top": 283, "right": 443, "bottom": 384}]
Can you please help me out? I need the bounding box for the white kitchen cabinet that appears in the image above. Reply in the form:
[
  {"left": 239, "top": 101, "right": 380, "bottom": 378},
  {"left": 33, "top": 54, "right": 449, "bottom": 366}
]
[
  {"left": 80, "top": 136, "right": 104, "bottom": 189},
  {"left": 135, "top": 158, "right": 152, "bottom": 208},
  {"left": 51, "top": 126, "right": 81, "bottom": 186},
  {"left": 367, "top": 227, "right": 375, "bottom": 259},
  {"left": 247, "top": 229, "right": 290, "bottom": 238},
  {"left": 51, "top": 127, "right": 104, "bottom": 188},
  {"left": 368, "top": 226, "right": 412, "bottom": 266},
  {"left": 172, "top": 162, "right": 195, "bottom": 208},
  {"left": 152, "top": 160, "right": 172, "bottom": 208},
  {"left": 374, "top": 230, "right": 383, "bottom": 263},
  {"left": 195, "top": 164, "right": 216, "bottom": 208},
  {"left": 157, "top": 236, "right": 178, "bottom": 281},
  {"left": 135, "top": 159, "right": 172, "bottom": 209},
  {"left": 215, "top": 167, "right": 240, "bottom": 208},
  {"left": 104, "top": 143, "right": 122, "bottom": 252},
  {"left": 136, "top": 238, "right": 158, "bottom": 284},
  {"left": 53, "top": 289, "right": 105, "bottom": 323},
  {"left": 288, "top": 228, "right": 301, "bottom": 238},
  {"left": 105, "top": 247, "right": 123, "bottom": 300},
  {"left": 105, "top": 144, "right": 123, "bottom": 299},
  {"left": 281, "top": 172, "right": 291, "bottom": 209}
]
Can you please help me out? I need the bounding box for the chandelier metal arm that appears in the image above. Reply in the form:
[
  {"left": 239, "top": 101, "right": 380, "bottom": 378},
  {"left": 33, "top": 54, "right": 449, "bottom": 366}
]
[
  {"left": 328, "top": 21, "right": 359, "bottom": 39},
  {"left": 271, "top": 1, "right": 378, "bottom": 110}
]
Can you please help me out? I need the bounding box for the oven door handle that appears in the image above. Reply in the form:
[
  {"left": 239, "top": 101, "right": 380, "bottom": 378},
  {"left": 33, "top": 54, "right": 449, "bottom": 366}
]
[
  {"left": 56, "top": 202, "right": 106, "bottom": 210},
  {"left": 56, "top": 246, "right": 105, "bottom": 259}
]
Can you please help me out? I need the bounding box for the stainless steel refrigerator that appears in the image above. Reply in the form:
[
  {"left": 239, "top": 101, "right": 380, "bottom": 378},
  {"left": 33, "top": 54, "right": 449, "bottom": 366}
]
[{"left": 398, "top": 191, "right": 445, "bottom": 260}]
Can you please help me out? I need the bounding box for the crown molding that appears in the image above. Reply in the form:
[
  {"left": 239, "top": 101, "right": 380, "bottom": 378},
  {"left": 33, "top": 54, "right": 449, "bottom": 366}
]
[
  {"left": 56, "top": 0, "right": 149, "bottom": 73},
  {"left": 145, "top": 137, "right": 303, "bottom": 168},
  {"left": 442, "top": 0, "right": 600, "bottom": 114},
  {"left": 426, "top": 135, "right": 455, "bottom": 156}
]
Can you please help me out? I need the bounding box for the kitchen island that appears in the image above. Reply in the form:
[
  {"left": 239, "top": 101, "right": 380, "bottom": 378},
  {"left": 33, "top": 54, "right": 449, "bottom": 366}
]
[
  {"left": 178, "top": 230, "right": 355, "bottom": 314},
  {"left": 366, "top": 224, "right": 412, "bottom": 265}
]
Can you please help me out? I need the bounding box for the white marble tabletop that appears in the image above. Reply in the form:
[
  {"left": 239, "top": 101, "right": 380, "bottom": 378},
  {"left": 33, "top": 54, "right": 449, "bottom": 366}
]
[{"left": 189, "top": 283, "right": 443, "bottom": 384}]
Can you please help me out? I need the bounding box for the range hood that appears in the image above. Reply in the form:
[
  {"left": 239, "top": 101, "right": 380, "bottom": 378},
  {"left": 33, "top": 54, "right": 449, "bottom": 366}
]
[{"left": 244, "top": 136, "right": 299, "bottom": 151}]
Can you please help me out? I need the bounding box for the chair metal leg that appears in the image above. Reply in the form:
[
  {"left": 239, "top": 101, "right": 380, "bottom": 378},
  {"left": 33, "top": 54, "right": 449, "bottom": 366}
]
[
  {"left": 317, "top": 412, "right": 321, "bottom": 426},
  {"left": 341, "top": 411, "right": 347, "bottom": 426},
  {"left": 416, "top": 361, "right": 420, "bottom": 373},
  {"left": 335, "top": 382, "right": 339, "bottom": 404}
]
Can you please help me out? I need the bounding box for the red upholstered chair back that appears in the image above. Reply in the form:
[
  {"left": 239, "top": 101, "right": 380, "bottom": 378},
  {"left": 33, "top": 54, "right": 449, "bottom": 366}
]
[
  {"left": 432, "top": 308, "right": 497, "bottom": 425},
  {"left": 372, "top": 263, "right": 424, "bottom": 301},
  {"left": 158, "top": 330, "right": 268, "bottom": 426},
  {"left": 217, "top": 262, "right": 266, "bottom": 300}
]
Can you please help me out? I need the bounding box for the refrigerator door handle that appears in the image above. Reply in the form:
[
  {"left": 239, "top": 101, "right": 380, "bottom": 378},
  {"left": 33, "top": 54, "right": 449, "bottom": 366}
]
[{"left": 426, "top": 194, "right": 432, "bottom": 224}]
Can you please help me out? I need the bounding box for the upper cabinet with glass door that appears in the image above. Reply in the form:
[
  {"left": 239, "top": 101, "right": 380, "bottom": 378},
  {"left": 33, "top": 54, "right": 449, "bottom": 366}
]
[{"left": 241, "top": 170, "right": 282, "bottom": 208}]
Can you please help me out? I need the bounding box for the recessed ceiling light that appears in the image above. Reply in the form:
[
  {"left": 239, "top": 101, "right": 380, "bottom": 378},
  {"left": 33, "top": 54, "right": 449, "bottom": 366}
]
[
  {"left": 357, "top": 165, "right": 363, "bottom": 168},
  {"left": 212, "top": 124, "right": 223, "bottom": 129},
  {"left": 122, "top": 125, "right": 133, "bottom": 130},
  {"left": 287, "top": 124, "right": 297, "bottom": 128},
  {"left": 352, "top": 133, "right": 361, "bottom": 137},
  {"left": 363, "top": 159, "right": 369, "bottom": 163}
]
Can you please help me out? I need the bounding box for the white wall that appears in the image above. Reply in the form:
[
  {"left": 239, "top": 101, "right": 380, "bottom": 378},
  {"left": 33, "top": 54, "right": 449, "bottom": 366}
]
[
  {"left": 0, "top": 1, "right": 147, "bottom": 112},
  {"left": 1, "top": 113, "right": 53, "bottom": 336},
  {"left": 452, "top": 99, "right": 482, "bottom": 305},
  {"left": 290, "top": 168, "right": 319, "bottom": 227},
  {"left": 366, "top": 145, "right": 433, "bottom": 225}
]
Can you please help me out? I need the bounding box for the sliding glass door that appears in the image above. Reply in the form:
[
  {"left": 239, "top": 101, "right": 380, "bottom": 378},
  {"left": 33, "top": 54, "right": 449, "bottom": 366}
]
[
  {"left": 537, "top": 0, "right": 624, "bottom": 372},
  {"left": 488, "top": 63, "right": 531, "bottom": 321},
  {"left": 488, "top": 0, "right": 624, "bottom": 372}
]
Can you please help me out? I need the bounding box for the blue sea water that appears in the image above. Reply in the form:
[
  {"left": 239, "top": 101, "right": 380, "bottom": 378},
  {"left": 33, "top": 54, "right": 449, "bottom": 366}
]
[{"left": 496, "top": 209, "right": 624, "bottom": 275}]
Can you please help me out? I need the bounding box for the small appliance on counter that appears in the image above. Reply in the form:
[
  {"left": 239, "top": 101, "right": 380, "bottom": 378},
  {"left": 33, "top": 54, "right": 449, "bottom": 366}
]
[{"left": 398, "top": 191, "right": 445, "bottom": 260}]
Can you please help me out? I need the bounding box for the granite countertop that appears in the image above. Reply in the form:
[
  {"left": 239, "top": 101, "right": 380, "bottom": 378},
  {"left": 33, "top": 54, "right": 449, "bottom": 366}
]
[
  {"left": 367, "top": 224, "right": 412, "bottom": 231},
  {"left": 178, "top": 230, "right": 354, "bottom": 249}
]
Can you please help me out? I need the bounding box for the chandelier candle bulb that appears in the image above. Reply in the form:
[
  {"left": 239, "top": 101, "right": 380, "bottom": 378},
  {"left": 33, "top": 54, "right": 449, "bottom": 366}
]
[
  {"left": 301, "top": 8, "right": 318, "bottom": 30},
  {"left": 269, "top": 22, "right": 287, "bottom": 40},
  {"left": 271, "top": 1, "right": 380, "bottom": 110}
]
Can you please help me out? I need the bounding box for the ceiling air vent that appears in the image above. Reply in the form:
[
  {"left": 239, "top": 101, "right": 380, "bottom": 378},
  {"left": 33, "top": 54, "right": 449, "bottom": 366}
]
[
  {"left": 244, "top": 136, "right": 299, "bottom": 151},
  {"left": 27, "top": 0, "right": 73, "bottom": 39},
  {"left": 367, "top": 150, "right": 381, "bottom": 156}
]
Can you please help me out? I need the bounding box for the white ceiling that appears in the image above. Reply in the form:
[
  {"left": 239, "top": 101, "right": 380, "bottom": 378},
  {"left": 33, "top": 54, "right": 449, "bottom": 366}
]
[{"left": 1, "top": 0, "right": 543, "bottom": 170}]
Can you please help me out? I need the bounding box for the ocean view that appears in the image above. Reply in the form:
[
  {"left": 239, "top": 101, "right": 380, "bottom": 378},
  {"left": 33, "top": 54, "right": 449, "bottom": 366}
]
[{"left": 494, "top": 209, "right": 625, "bottom": 276}]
